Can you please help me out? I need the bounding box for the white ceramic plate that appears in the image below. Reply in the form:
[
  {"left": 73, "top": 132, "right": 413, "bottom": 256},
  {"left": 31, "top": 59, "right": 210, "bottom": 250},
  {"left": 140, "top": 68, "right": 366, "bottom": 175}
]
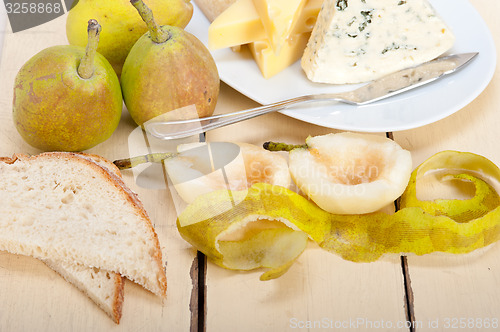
[{"left": 186, "top": 0, "right": 497, "bottom": 132}]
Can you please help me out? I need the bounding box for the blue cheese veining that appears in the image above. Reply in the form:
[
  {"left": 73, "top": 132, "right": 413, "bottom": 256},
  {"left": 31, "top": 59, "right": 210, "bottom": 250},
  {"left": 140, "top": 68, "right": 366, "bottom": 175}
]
[{"left": 301, "top": 0, "right": 455, "bottom": 84}]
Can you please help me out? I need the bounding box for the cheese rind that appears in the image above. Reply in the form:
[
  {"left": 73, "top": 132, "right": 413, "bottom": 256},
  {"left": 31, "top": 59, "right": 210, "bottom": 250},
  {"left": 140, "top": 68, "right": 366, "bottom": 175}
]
[
  {"left": 252, "top": 0, "right": 308, "bottom": 54},
  {"left": 301, "top": 0, "right": 455, "bottom": 84},
  {"left": 249, "top": 33, "right": 311, "bottom": 78}
]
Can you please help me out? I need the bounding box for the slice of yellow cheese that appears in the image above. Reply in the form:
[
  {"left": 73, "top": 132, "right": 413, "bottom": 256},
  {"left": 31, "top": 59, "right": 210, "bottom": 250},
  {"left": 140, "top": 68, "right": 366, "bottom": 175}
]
[
  {"left": 208, "top": 0, "right": 323, "bottom": 50},
  {"left": 252, "top": 0, "right": 308, "bottom": 54},
  {"left": 292, "top": 0, "right": 323, "bottom": 35},
  {"left": 208, "top": 0, "right": 265, "bottom": 50},
  {"left": 248, "top": 32, "right": 311, "bottom": 78}
]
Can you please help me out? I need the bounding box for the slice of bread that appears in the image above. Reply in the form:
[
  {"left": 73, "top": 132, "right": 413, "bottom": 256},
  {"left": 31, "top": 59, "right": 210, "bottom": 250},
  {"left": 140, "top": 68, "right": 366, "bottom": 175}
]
[
  {"left": 2, "top": 153, "right": 126, "bottom": 323},
  {"left": 44, "top": 154, "right": 125, "bottom": 324},
  {"left": 43, "top": 259, "right": 124, "bottom": 324},
  {"left": 0, "top": 152, "right": 167, "bottom": 299},
  {"left": 193, "top": 0, "right": 237, "bottom": 22}
]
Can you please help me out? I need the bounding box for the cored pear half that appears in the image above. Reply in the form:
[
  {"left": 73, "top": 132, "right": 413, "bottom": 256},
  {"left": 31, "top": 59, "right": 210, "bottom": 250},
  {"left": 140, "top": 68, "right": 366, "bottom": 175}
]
[
  {"left": 287, "top": 132, "right": 413, "bottom": 214},
  {"left": 164, "top": 142, "right": 291, "bottom": 204}
]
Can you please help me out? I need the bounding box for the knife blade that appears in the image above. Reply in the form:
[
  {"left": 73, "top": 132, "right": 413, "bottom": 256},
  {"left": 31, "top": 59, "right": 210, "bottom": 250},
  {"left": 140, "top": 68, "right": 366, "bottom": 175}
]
[
  {"left": 344, "top": 52, "right": 479, "bottom": 105},
  {"left": 145, "top": 52, "right": 479, "bottom": 140}
]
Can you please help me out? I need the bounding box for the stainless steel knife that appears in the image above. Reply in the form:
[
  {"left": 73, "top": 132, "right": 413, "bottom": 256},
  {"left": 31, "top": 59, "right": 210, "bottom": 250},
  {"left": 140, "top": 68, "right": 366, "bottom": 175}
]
[{"left": 145, "top": 52, "right": 478, "bottom": 140}]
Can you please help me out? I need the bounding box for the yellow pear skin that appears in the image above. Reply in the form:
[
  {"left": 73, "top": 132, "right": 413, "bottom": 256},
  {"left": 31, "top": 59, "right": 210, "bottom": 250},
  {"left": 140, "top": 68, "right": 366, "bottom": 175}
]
[{"left": 66, "top": 0, "right": 193, "bottom": 76}]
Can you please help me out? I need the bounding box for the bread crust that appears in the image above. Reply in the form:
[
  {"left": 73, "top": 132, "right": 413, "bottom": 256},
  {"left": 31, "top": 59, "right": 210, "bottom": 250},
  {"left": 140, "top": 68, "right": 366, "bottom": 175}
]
[{"left": 112, "top": 272, "right": 125, "bottom": 324}]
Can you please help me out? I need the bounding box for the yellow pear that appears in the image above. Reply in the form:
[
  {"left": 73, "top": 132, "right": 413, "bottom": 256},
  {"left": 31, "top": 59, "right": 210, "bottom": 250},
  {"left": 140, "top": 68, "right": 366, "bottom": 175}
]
[
  {"left": 13, "top": 20, "right": 122, "bottom": 152},
  {"left": 66, "top": 0, "right": 193, "bottom": 76},
  {"left": 121, "top": 0, "right": 219, "bottom": 126}
]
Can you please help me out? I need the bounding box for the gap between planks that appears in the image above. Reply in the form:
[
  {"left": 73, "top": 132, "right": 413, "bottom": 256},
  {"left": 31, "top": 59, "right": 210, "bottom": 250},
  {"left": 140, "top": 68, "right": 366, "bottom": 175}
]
[
  {"left": 192, "top": 132, "right": 207, "bottom": 332},
  {"left": 388, "top": 131, "right": 416, "bottom": 332},
  {"left": 189, "top": 251, "right": 207, "bottom": 332}
]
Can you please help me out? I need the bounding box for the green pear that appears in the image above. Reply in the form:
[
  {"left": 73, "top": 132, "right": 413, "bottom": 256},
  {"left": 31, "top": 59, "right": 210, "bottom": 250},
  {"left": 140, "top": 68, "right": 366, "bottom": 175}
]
[
  {"left": 66, "top": 0, "right": 193, "bottom": 76},
  {"left": 13, "top": 20, "right": 123, "bottom": 152},
  {"left": 121, "top": 0, "right": 219, "bottom": 127}
]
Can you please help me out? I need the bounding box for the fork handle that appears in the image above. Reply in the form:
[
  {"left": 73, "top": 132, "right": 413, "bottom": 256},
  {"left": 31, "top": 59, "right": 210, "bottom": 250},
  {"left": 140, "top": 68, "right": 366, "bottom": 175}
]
[{"left": 145, "top": 95, "right": 312, "bottom": 140}]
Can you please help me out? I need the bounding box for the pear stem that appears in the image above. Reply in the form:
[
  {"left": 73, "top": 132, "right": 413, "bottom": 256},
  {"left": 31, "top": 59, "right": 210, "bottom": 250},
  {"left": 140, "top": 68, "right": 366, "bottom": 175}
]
[
  {"left": 114, "top": 152, "right": 177, "bottom": 170},
  {"left": 77, "top": 19, "right": 101, "bottom": 79},
  {"left": 130, "top": 0, "right": 169, "bottom": 43},
  {"left": 263, "top": 142, "right": 308, "bottom": 152}
]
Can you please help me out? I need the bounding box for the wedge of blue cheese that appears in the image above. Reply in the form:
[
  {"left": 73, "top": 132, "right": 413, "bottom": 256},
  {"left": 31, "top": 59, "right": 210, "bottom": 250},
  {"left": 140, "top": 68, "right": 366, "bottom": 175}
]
[{"left": 301, "top": 0, "right": 455, "bottom": 84}]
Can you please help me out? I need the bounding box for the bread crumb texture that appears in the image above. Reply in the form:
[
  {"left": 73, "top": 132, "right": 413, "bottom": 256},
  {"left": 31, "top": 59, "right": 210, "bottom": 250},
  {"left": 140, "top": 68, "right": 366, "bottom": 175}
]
[{"left": 0, "top": 152, "right": 167, "bottom": 298}]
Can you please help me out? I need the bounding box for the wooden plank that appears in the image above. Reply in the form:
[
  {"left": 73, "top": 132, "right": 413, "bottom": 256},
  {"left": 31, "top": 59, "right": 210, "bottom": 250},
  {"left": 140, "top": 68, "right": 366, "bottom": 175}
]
[
  {"left": 0, "top": 15, "right": 196, "bottom": 331},
  {"left": 392, "top": 0, "right": 500, "bottom": 330},
  {"left": 201, "top": 85, "right": 409, "bottom": 332}
]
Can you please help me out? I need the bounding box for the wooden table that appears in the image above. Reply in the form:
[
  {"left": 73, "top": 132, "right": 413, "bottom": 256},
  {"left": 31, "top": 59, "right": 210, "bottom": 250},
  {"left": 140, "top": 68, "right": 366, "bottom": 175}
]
[{"left": 0, "top": 1, "right": 498, "bottom": 331}]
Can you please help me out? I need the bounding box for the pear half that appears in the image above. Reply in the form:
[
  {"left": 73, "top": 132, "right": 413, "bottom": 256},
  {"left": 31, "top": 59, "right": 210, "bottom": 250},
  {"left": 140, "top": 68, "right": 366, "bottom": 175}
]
[
  {"left": 289, "top": 132, "right": 412, "bottom": 214},
  {"left": 165, "top": 142, "right": 291, "bottom": 204}
]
